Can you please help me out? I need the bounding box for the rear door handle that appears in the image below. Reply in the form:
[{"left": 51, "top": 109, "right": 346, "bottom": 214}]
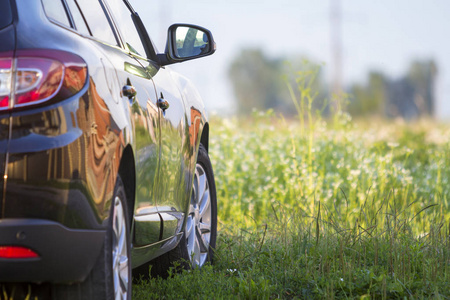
[{"left": 122, "top": 85, "right": 137, "bottom": 99}]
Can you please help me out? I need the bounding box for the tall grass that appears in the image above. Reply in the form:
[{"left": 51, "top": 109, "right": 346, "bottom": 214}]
[
  {"left": 212, "top": 112, "right": 449, "bottom": 235},
  {"left": 134, "top": 67, "right": 450, "bottom": 299}
]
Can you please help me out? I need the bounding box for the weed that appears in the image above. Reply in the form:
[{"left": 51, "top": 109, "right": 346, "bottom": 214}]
[{"left": 134, "top": 65, "right": 450, "bottom": 299}]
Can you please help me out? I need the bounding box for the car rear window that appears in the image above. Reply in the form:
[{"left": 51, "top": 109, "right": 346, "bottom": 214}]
[
  {"left": 41, "top": 0, "right": 71, "bottom": 27},
  {"left": 0, "top": 0, "right": 13, "bottom": 30},
  {"left": 105, "top": 0, "right": 147, "bottom": 57},
  {"left": 76, "top": 0, "right": 118, "bottom": 46},
  {"left": 65, "top": 0, "right": 91, "bottom": 36}
]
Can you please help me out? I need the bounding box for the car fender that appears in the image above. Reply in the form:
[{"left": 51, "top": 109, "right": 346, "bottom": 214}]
[{"left": 167, "top": 69, "right": 209, "bottom": 154}]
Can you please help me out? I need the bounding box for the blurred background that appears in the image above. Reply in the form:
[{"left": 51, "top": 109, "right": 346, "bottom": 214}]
[{"left": 133, "top": 0, "right": 450, "bottom": 120}]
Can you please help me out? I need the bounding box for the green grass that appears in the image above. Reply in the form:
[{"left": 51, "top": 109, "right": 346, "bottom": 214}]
[
  {"left": 133, "top": 111, "right": 450, "bottom": 299},
  {"left": 134, "top": 62, "right": 449, "bottom": 299}
]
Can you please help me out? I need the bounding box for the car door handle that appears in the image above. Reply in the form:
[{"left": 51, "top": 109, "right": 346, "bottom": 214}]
[
  {"left": 122, "top": 85, "right": 137, "bottom": 99},
  {"left": 157, "top": 93, "right": 170, "bottom": 112}
]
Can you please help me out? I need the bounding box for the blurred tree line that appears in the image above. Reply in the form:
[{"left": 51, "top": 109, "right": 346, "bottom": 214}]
[
  {"left": 349, "top": 60, "right": 437, "bottom": 119},
  {"left": 228, "top": 48, "right": 437, "bottom": 119},
  {"left": 228, "top": 48, "right": 328, "bottom": 116}
]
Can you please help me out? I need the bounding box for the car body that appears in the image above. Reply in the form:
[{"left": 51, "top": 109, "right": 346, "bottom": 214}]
[{"left": 0, "top": 0, "right": 217, "bottom": 298}]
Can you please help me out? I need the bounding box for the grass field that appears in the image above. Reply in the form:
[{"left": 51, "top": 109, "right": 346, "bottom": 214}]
[{"left": 133, "top": 110, "right": 450, "bottom": 299}]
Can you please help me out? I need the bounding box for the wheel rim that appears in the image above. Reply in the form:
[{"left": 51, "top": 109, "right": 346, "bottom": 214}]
[
  {"left": 112, "top": 196, "right": 129, "bottom": 300},
  {"left": 186, "top": 163, "right": 212, "bottom": 267}
]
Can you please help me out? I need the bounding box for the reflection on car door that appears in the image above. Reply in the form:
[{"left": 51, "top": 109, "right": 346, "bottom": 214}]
[
  {"left": 103, "top": 0, "right": 189, "bottom": 246},
  {"left": 116, "top": 53, "right": 161, "bottom": 247},
  {"left": 151, "top": 68, "right": 190, "bottom": 241},
  {"left": 82, "top": 1, "right": 161, "bottom": 249}
]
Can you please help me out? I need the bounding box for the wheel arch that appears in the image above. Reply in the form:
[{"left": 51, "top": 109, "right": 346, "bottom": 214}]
[
  {"left": 200, "top": 122, "right": 209, "bottom": 152},
  {"left": 118, "top": 145, "right": 136, "bottom": 228}
]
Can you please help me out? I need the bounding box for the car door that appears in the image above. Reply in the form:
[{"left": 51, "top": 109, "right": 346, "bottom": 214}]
[
  {"left": 76, "top": 0, "right": 162, "bottom": 249},
  {"left": 151, "top": 69, "right": 191, "bottom": 241},
  {"left": 106, "top": 1, "right": 190, "bottom": 242}
]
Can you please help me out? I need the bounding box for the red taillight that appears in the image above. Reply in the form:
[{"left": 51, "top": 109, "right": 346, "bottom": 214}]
[
  {"left": 0, "top": 56, "right": 12, "bottom": 108},
  {"left": 0, "top": 246, "right": 39, "bottom": 259},
  {"left": 0, "top": 49, "right": 87, "bottom": 110}
]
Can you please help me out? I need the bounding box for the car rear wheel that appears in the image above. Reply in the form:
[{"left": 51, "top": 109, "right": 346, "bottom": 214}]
[
  {"left": 111, "top": 183, "right": 131, "bottom": 299},
  {"left": 148, "top": 143, "right": 217, "bottom": 278},
  {"left": 53, "top": 176, "right": 131, "bottom": 300}
]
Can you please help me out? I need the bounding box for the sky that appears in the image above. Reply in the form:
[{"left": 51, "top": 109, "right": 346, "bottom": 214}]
[{"left": 132, "top": 0, "right": 450, "bottom": 119}]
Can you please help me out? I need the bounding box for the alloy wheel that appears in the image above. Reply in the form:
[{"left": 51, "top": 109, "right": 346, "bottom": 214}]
[
  {"left": 112, "top": 196, "right": 129, "bottom": 300},
  {"left": 186, "top": 163, "right": 212, "bottom": 267}
]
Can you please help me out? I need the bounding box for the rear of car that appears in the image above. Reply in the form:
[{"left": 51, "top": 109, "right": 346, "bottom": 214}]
[
  {"left": 0, "top": 0, "right": 14, "bottom": 216},
  {"left": 0, "top": 0, "right": 119, "bottom": 285}
]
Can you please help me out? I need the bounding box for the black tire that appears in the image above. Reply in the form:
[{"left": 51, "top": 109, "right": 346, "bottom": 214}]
[
  {"left": 147, "top": 143, "right": 217, "bottom": 278},
  {"left": 52, "top": 176, "right": 132, "bottom": 300}
]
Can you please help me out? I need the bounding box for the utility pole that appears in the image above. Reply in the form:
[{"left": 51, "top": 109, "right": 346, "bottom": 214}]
[{"left": 330, "top": 0, "right": 343, "bottom": 108}]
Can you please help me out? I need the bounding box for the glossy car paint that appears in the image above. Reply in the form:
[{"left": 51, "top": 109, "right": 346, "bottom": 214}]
[{"left": 0, "top": 0, "right": 211, "bottom": 283}]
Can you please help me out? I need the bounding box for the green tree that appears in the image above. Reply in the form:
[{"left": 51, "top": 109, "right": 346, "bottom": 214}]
[
  {"left": 407, "top": 60, "right": 437, "bottom": 116},
  {"left": 349, "top": 71, "right": 387, "bottom": 117},
  {"left": 228, "top": 48, "right": 282, "bottom": 114},
  {"left": 228, "top": 48, "right": 327, "bottom": 115}
]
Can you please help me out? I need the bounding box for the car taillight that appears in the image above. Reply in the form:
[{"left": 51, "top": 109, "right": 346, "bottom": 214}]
[
  {"left": 0, "top": 246, "right": 39, "bottom": 259},
  {"left": 0, "top": 56, "right": 12, "bottom": 108},
  {"left": 0, "top": 49, "right": 87, "bottom": 110}
]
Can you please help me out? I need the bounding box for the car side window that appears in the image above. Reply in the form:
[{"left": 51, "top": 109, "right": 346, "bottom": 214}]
[
  {"left": 0, "top": 0, "right": 13, "bottom": 30},
  {"left": 41, "top": 0, "right": 71, "bottom": 27},
  {"left": 76, "top": 0, "right": 118, "bottom": 46},
  {"left": 65, "top": 0, "right": 91, "bottom": 36},
  {"left": 105, "top": 0, "right": 147, "bottom": 57}
]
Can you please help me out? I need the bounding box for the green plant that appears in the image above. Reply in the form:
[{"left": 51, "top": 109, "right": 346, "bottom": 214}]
[{"left": 133, "top": 66, "right": 450, "bottom": 299}]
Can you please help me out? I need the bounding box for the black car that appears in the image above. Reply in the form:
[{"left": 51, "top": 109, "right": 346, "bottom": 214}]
[{"left": 0, "top": 0, "right": 217, "bottom": 298}]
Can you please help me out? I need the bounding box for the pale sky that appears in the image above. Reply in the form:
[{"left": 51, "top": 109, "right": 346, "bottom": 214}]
[{"left": 132, "top": 0, "right": 450, "bottom": 119}]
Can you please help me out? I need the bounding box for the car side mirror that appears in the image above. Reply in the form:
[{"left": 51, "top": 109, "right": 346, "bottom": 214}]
[{"left": 157, "top": 24, "right": 216, "bottom": 66}]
